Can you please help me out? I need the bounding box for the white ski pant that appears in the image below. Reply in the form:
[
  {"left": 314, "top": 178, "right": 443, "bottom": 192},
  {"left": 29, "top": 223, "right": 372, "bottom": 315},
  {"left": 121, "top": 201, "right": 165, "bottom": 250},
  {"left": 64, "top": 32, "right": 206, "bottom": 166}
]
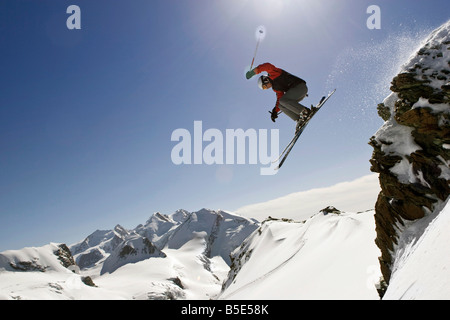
[{"left": 279, "top": 82, "right": 308, "bottom": 121}]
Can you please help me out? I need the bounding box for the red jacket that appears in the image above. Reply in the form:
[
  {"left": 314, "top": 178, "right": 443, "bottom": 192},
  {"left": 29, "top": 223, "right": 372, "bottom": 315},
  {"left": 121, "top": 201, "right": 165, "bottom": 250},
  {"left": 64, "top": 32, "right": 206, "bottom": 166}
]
[{"left": 254, "top": 63, "right": 305, "bottom": 112}]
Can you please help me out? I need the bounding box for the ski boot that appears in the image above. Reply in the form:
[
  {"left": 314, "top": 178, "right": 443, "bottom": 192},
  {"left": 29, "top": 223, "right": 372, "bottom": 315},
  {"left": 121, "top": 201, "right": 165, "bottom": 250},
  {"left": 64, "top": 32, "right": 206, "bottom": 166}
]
[
  {"left": 295, "top": 109, "right": 310, "bottom": 134},
  {"left": 300, "top": 108, "right": 311, "bottom": 121}
]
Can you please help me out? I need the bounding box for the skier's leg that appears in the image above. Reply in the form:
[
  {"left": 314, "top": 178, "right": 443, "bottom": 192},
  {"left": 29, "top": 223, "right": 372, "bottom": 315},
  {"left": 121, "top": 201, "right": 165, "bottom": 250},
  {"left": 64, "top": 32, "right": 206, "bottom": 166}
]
[
  {"left": 279, "top": 83, "right": 309, "bottom": 120},
  {"left": 278, "top": 105, "right": 301, "bottom": 121},
  {"left": 284, "top": 82, "right": 308, "bottom": 103}
]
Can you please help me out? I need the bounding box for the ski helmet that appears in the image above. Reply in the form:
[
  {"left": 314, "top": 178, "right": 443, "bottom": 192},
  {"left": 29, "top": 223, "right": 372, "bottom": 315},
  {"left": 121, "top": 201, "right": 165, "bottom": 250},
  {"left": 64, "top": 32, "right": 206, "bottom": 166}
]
[{"left": 257, "top": 75, "right": 271, "bottom": 90}]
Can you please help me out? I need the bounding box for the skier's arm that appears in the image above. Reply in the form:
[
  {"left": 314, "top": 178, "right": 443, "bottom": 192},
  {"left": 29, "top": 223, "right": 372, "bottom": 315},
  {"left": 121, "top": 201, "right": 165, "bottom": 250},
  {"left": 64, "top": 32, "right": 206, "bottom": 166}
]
[
  {"left": 254, "top": 63, "right": 282, "bottom": 78},
  {"left": 246, "top": 63, "right": 282, "bottom": 79},
  {"left": 274, "top": 91, "right": 284, "bottom": 112},
  {"left": 271, "top": 90, "right": 284, "bottom": 121}
]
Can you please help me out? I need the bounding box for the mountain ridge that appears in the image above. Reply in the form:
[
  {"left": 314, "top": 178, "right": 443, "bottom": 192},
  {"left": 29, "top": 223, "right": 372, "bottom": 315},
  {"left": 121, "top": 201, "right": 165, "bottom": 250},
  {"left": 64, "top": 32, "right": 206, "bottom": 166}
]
[{"left": 69, "top": 208, "right": 259, "bottom": 273}]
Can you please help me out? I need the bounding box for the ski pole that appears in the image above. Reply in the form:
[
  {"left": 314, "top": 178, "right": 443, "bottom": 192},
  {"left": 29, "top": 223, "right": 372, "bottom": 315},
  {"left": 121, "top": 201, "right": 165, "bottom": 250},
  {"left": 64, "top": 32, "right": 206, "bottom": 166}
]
[
  {"left": 250, "top": 28, "right": 264, "bottom": 71},
  {"left": 250, "top": 38, "right": 261, "bottom": 71},
  {"left": 268, "top": 110, "right": 283, "bottom": 115}
]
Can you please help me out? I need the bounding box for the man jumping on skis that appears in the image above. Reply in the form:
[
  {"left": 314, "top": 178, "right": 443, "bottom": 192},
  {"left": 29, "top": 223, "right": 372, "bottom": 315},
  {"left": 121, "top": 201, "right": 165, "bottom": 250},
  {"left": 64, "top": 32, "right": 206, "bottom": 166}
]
[{"left": 246, "top": 63, "right": 311, "bottom": 130}]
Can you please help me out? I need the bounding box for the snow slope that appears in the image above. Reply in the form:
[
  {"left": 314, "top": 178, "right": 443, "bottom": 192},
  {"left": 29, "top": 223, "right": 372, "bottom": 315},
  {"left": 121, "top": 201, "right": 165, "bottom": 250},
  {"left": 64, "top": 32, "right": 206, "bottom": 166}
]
[
  {"left": 1, "top": 207, "right": 383, "bottom": 300},
  {"left": 383, "top": 200, "right": 450, "bottom": 299},
  {"left": 1, "top": 202, "right": 449, "bottom": 299},
  {"left": 0, "top": 243, "right": 117, "bottom": 299},
  {"left": 0, "top": 243, "right": 72, "bottom": 273},
  {"left": 92, "top": 237, "right": 230, "bottom": 300},
  {"left": 0, "top": 238, "right": 229, "bottom": 300},
  {"left": 220, "top": 209, "right": 382, "bottom": 300}
]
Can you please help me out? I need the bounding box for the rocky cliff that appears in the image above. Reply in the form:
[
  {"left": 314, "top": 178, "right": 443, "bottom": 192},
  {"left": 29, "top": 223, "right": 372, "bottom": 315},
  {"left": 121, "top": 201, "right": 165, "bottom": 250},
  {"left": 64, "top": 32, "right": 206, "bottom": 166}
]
[{"left": 369, "top": 20, "right": 450, "bottom": 289}]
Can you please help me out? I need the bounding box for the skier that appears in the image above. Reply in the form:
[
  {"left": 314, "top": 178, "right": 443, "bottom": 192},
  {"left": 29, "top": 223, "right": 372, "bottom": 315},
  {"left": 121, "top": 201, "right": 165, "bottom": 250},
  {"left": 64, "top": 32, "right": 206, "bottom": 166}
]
[{"left": 246, "top": 63, "right": 311, "bottom": 129}]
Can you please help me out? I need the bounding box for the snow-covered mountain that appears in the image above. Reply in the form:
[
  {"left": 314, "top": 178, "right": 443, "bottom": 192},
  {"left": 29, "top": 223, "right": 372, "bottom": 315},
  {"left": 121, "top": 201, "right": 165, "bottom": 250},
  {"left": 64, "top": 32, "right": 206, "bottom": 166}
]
[
  {"left": 69, "top": 208, "right": 258, "bottom": 272},
  {"left": 0, "top": 208, "right": 259, "bottom": 299},
  {"left": 0, "top": 206, "right": 383, "bottom": 300},
  {"left": 1, "top": 200, "right": 449, "bottom": 299}
]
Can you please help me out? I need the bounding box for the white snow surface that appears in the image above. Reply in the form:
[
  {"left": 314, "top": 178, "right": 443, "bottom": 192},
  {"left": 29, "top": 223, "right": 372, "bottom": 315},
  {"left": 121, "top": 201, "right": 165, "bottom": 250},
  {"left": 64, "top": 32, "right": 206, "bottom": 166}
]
[
  {"left": 401, "top": 19, "right": 450, "bottom": 91},
  {"left": 0, "top": 195, "right": 449, "bottom": 299},
  {"left": 384, "top": 200, "right": 450, "bottom": 299},
  {"left": 219, "top": 210, "right": 382, "bottom": 300}
]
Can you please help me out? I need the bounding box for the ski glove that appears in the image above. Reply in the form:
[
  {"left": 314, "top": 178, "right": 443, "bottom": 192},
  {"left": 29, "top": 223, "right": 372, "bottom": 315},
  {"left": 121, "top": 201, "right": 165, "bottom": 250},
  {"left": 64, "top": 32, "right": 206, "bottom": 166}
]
[
  {"left": 270, "top": 107, "right": 278, "bottom": 122},
  {"left": 246, "top": 69, "right": 256, "bottom": 80}
]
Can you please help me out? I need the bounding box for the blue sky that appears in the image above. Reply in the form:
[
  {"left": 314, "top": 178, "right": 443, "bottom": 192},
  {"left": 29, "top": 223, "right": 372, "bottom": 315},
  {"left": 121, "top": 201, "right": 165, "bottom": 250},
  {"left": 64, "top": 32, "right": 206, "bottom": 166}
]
[{"left": 0, "top": 0, "right": 449, "bottom": 251}]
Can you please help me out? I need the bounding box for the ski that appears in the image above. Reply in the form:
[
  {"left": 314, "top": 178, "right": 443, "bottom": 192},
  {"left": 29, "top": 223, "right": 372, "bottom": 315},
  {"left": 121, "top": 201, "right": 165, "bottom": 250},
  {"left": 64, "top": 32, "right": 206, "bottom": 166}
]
[
  {"left": 275, "top": 89, "right": 336, "bottom": 170},
  {"left": 272, "top": 95, "right": 325, "bottom": 165},
  {"left": 272, "top": 127, "right": 300, "bottom": 164}
]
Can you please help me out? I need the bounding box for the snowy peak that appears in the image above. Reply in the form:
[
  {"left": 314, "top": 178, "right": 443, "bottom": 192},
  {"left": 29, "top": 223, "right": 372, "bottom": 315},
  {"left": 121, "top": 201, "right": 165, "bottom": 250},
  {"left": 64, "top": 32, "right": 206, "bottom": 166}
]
[
  {"left": 69, "top": 208, "right": 258, "bottom": 272},
  {"left": 70, "top": 226, "right": 126, "bottom": 256},
  {"left": 135, "top": 211, "right": 182, "bottom": 248},
  {"left": 101, "top": 234, "right": 166, "bottom": 275},
  {"left": 166, "top": 209, "right": 259, "bottom": 265},
  {"left": 167, "top": 208, "right": 221, "bottom": 249},
  {"left": 170, "top": 209, "right": 191, "bottom": 223},
  {"left": 113, "top": 224, "right": 129, "bottom": 238},
  {"left": 152, "top": 212, "right": 172, "bottom": 223},
  {"left": 69, "top": 225, "right": 131, "bottom": 269}
]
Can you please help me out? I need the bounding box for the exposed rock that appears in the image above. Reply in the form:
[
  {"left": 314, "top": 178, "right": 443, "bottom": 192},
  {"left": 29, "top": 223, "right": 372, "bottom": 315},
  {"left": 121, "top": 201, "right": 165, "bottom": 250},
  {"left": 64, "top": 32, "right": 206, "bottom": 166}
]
[
  {"left": 77, "top": 248, "right": 103, "bottom": 269},
  {"left": 81, "top": 276, "right": 96, "bottom": 287},
  {"left": 377, "top": 103, "right": 391, "bottom": 121},
  {"left": 320, "top": 206, "right": 342, "bottom": 215},
  {"left": 369, "top": 21, "right": 450, "bottom": 289},
  {"left": 390, "top": 72, "right": 434, "bottom": 105},
  {"left": 168, "top": 277, "right": 184, "bottom": 289},
  {"left": 54, "top": 244, "right": 76, "bottom": 269},
  {"left": 9, "top": 259, "right": 48, "bottom": 272}
]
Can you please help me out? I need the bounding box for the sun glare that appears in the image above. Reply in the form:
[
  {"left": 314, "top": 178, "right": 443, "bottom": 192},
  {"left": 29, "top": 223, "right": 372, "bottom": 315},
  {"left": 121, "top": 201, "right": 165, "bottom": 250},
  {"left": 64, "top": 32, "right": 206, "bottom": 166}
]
[{"left": 254, "top": 0, "right": 290, "bottom": 18}]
